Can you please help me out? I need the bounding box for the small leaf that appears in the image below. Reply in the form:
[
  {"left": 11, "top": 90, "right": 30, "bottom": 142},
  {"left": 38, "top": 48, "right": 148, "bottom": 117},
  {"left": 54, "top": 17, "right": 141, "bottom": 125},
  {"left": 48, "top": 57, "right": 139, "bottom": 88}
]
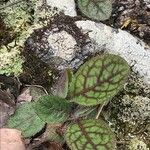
[
  {"left": 65, "top": 119, "right": 116, "bottom": 150},
  {"left": 34, "top": 95, "right": 71, "bottom": 124},
  {"left": 7, "top": 103, "right": 45, "bottom": 138},
  {"left": 77, "top": 0, "right": 112, "bottom": 21},
  {"left": 68, "top": 54, "right": 130, "bottom": 106},
  {"left": 52, "top": 69, "right": 73, "bottom": 98},
  {"left": 42, "top": 124, "right": 64, "bottom": 143}
]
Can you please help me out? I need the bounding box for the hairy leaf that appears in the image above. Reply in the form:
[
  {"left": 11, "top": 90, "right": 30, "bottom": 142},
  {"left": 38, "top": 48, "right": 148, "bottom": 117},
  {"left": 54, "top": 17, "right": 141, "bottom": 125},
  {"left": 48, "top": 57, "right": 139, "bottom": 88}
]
[
  {"left": 7, "top": 102, "right": 45, "bottom": 138},
  {"left": 65, "top": 119, "right": 116, "bottom": 150},
  {"left": 68, "top": 54, "right": 130, "bottom": 106},
  {"left": 34, "top": 95, "right": 71, "bottom": 124},
  {"left": 77, "top": 0, "right": 112, "bottom": 21}
]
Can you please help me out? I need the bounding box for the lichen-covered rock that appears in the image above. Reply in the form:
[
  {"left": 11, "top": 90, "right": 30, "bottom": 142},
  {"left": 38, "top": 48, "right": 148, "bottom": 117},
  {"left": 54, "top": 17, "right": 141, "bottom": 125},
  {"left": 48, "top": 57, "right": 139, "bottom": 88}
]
[
  {"left": 47, "top": 0, "right": 77, "bottom": 17},
  {"left": 0, "top": 0, "right": 62, "bottom": 75},
  {"left": 0, "top": 42, "right": 24, "bottom": 75},
  {"left": 0, "top": 0, "right": 34, "bottom": 33},
  {"left": 104, "top": 70, "right": 150, "bottom": 149},
  {"left": 76, "top": 20, "right": 150, "bottom": 84},
  {"left": 128, "top": 137, "right": 149, "bottom": 150},
  {"left": 24, "top": 15, "right": 88, "bottom": 70},
  {"left": 117, "top": 95, "right": 150, "bottom": 124},
  {"left": 125, "top": 71, "right": 150, "bottom": 97},
  {"left": 34, "top": 1, "right": 60, "bottom": 26}
]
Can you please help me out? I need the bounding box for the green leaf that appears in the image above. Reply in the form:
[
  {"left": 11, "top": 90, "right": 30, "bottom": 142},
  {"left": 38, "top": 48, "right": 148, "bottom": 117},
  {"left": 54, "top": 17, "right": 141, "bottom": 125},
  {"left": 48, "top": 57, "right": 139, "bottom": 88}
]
[
  {"left": 68, "top": 54, "right": 130, "bottom": 106},
  {"left": 65, "top": 119, "right": 116, "bottom": 150},
  {"left": 77, "top": 0, "right": 112, "bottom": 21},
  {"left": 7, "top": 102, "right": 45, "bottom": 138},
  {"left": 52, "top": 69, "right": 73, "bottom": 98},
  {"left": 34, "top": 95, "right": 71, "bottom": 124}
]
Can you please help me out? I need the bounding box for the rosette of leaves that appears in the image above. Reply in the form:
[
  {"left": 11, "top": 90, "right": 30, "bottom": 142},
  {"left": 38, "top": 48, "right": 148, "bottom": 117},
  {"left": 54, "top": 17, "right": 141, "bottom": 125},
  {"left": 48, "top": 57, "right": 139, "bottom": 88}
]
[
  {"left": 68, "top": 54, "right": 130, "bottom": 106},
  {"left": 65, "top": 119, "right": 116, "bottom": 150},
  {"left": 7, "top": 54, "right": 129, "bottom": 148},
  {"left": 77, "top": 0, "right": 112, "bottom": 21}
]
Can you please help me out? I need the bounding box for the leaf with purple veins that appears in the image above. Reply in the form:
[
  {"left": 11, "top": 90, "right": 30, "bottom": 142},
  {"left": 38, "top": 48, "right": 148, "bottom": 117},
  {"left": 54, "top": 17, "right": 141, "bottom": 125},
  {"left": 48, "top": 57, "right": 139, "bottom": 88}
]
[{"left": 68, "top": 54, "right": 130, "bottom": 106}]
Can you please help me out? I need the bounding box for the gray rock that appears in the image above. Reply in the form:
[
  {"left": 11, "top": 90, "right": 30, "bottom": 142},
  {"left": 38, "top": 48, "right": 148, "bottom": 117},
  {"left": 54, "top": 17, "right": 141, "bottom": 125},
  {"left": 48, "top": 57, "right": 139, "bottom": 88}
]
[
  {"left": 46, "top": 0, "right": 77, "bottom": 16},
  {"left": 76, "top": 20, "right": 150, "bottom": 84}
]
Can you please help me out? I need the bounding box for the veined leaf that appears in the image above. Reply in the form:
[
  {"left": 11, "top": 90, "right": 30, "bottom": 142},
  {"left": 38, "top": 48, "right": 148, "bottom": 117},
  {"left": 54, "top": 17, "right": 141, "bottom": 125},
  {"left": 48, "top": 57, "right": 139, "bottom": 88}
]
[
  {"left": 77, "top": 0, "right": 112, "bottom": 21},
  {"left": 34, "top": 95, "right": 71, "bottom": 124},
  {"left": 7, "top": 102, "right": 45, "bottom": 138},
  {"left": 65, "top": 119, "right": 116, "bottom": 150},
  {"left": 68, "top": 54, "right": 130, "bottom": 106}
]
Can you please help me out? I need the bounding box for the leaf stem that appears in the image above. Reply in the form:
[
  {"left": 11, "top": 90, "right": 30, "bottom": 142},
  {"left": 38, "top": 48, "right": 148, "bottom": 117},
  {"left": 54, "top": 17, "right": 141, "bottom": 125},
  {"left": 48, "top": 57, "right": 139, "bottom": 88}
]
[{"left": 95, "top": 102, "right": 105, "bottom": 119}]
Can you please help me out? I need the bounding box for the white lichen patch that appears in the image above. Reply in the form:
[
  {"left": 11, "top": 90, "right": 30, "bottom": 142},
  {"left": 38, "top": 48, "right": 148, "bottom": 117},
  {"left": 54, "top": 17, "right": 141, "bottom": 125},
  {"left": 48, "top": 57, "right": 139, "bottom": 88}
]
[
  {"left": 126, "top": 71, "right": 150, "bottom": 96},
  {"left": 118, "top": 95, "right": 150, "bottom": 124},
  {"left": 47, "top": 30, "right": 77, "bottom": 61},
  {"left": 128, "top": 137, "right": 149, "bottom": 150},
  {"left": 47, "top": 0, "right": 77, "bottom": 17},
  {"left": 34, "top": 1, "right": 60, "bottom": 26},
  {"left": 76, "top": 20, "right": 150, "bottom": 85}
]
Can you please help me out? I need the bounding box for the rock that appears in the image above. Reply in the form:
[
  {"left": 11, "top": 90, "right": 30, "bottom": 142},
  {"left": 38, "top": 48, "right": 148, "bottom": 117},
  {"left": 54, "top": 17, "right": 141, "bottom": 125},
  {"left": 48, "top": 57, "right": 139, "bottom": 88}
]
[
  {"left": 76, "top": 20, "right": 150, "bottom": 84},
  {"left": 24, "top": 15, "right": 87, "bottom": 70},
  {"left": 47, "top": 30, "right": 77, "bottom": 61},
  {"left": 46, "top": 0, "right": 77, "bottom": 17},
  {"left": 0, "top": 128, "right": 25, "bottom": 150}
]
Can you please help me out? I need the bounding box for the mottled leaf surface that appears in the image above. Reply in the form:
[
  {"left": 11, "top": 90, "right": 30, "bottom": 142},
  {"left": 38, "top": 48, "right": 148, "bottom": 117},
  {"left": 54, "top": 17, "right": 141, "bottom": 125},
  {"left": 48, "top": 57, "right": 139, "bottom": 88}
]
[
  {"left": 68, "top": 54, "right": 130, "bottom": 106},
  {"left": 7, "top": 103, "right": 45, "bottom": 138},
  {"left": 77, "top": 0, "right": 112, "bottom": 21},
  {"left": 34, "top": 95, "right": 71, "bottom": 123},
  {"left": 65, "top": 119, "right": 116, "bottom": 150}
]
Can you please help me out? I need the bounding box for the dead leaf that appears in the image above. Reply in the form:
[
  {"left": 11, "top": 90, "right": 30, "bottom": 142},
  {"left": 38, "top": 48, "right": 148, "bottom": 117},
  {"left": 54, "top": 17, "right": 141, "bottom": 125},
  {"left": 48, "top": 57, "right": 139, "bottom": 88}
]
[
  {"left": 17, "top": 87, "right": 32, "bottom": 103},
  {"left": 0, "top": 128, "right": 26, "bottom": 150},
  {"left": 17, "top": 85, "right": 47, "bottom": 103},
  {"left": 0, "top": 89, "right": 15, "bottom": 107},
  {"left": 0, "top": 101, "right": 15, "bottom": 127},
  {"left": 28, "top": 141, "right": 64, "bottom": 150}
]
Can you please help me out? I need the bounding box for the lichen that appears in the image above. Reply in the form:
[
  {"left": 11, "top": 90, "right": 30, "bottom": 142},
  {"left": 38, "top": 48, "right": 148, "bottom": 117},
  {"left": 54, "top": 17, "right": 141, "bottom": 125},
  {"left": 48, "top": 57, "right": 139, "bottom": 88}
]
[
  {"left": 0, "top": 0, "right": 61, "bottom": 76},
  {"left": 105, "top": 70, "right": 150, "bottom": 149},
  {"left": 0, "top": 0, "right": 34, "bottom": 75},
  {"left": 0, "top": 42, "right": 23, "bottom": 76},
  {"left": 0, "top": 0, "right": 34, "bottom": 34},
  {"left": 128, "top": 137, "right": 149, "bottom": 150},
  {"left": 117, "top": 95, "right": 150, "bottom": 124}
]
